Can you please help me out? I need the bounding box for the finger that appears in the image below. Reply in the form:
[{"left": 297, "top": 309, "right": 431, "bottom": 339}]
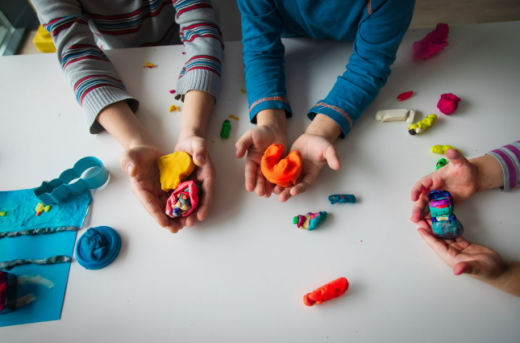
[
  {"left": 278, "top": 187, "right": 293, "bottom": 202},
  {"left": 236, "top": 131, "right": 253, "bottom": 159},
  {"left": 192, "top": 141, "right": 208, "bottom": 167},
  {"left": 197, "top": 171, "right": 215, "bottom": 221},
  {"left": 264, "top": 180, "right": 273, "bottom": 198},
  {"left": 446, "top": 149, "right": 467, "bottom": 165},
  {"left": 119, "top": 150, "right": 140, "bottom": 177},
  {"left": 245, "top": 160, "right": 257, "bottom": 192},
  {"left": 325, "top": 145, "right": 341, "bottom": 170},
  {"left": 411, "top": 195, "right": 429, "bottom": 223},
  {"left": 132, "top": 188, "right": 169, "bottom": 228},
  {"left": 411, "top": 177, "right": 433, "bottom": 201},
  {"left": 417, "top": 227, "right": 448, "bottom": 254},
  {"left": 290, "top": 169, "right": 318, "bottom": 196},
  {"left": 273, "top": 185, "right": 284, "bottom": 195},
  {"left": 165, "top": 218, "right": 183, "bottom": 233},
  {"left": 453, "top": 261, "right": 488, "bottom": 277},
  {"left": 255, "top": 172, "right": 266, "bottom": 197},
  {"left": 185, "top": 213, "right": 197, "bottom": 227}
]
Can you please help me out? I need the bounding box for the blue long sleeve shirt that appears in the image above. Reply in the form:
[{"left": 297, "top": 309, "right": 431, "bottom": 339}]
[{"left": 238, "top": 0, "right": 415, "bottom": 137}]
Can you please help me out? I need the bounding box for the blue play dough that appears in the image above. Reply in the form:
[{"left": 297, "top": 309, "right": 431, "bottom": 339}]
[{"left": 75, "top": 226, "right": 121, "bottom": 270}]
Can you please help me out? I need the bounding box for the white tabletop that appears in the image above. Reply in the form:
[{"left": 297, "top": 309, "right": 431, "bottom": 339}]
[{"left": 1, "top": 21, "right": 519, "bottom": 342}]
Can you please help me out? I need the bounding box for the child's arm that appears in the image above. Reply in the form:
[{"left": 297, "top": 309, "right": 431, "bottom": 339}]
[
  {"left": 31, "top": 0, "right": 139, "bottom": 134},
  {"left": 236, "top": 1, "right": 291, "bottom": 198},
  {"left": 173, "top": 0, "right": 223, "bottom": 102},
  {"left": 417, "top": 226, "right": 520, "bottom": 297}
]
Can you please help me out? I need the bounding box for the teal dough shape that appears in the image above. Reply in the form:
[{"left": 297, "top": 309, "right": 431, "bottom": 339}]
[{"left": 75, "top": 226, "right": 121, "bottom": 270}]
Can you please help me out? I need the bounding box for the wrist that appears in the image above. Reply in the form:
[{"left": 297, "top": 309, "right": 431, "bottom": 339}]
[
  {"left": 471, "top": 155, "right": 504, "bottom": 192},
  {"left": 178, "top": 128, "right": 205, "bottom": 141},
  {"left": 97, "top": 101, "right": 153, "bottom": 150},
  {"left": 257, "top": 109, "right": 287, "bottom": 133},
  {"left": 306, "top": 113, "right": 342, "bottom": 142}
]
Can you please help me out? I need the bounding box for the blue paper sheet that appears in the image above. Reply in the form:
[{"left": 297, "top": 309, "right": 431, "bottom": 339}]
[{"left": 0, "top": 189, "right": 91, "bottom": 327}]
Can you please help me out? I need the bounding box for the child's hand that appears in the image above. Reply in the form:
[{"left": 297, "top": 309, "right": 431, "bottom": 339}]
[
  {"left": 411, "top": 149, "right": 479, "bottom": 223},
  {"left": 236, "top": 109, "right": 287, "bottom": 198},
  {"left": 175, "top": 136, "right": 216, "bottom": 227},
  {"left": 275, "top": 114, "right": 341, "bottom": 202},
  {"left": 276, "top": 132, "right": 340, "bottom": 202},
  {"left": 119, "top": 145, "right": 183, "bottom": 233},
  {"left": 417, "top": 222, "right": 506, "bottom": 280}
]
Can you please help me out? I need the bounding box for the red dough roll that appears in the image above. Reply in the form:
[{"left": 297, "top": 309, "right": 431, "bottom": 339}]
[
  {"left": 261, "top": 144, "right": 302, "bottom": 188},
  {"left": 303, "top": 277, "right": 349, "bottom": 306}
]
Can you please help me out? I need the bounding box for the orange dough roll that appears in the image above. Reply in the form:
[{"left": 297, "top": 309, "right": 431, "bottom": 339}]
[
  {"left": 303, "top": 277, "right": 349, "bottom": 306},
  {"left": 260, "top": 144, "right": 302, "bottom": 188}
]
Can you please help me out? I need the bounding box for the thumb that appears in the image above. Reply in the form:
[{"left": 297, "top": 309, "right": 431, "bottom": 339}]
[
  {"left": 192, "top": 140, "right": 208, "bottom": 167},
  {"left": 235, "top": 130, "right": 253, "bottom": 159},
  {"left": 119, "top": 149, "right": 140, "bottom": 177},
  {"left": 446, "top": 149, "right": 467, "bottom": 165},
  {"left": 453, "top": 261, "right": 488, "bottom": 277},
  {"left": 325, "top": 145, "right": 341, "bottom": 170}
]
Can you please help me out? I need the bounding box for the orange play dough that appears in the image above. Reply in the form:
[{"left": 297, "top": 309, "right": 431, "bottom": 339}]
[{"left": 260, "top": 144, "right": 302, "bottom": 188}]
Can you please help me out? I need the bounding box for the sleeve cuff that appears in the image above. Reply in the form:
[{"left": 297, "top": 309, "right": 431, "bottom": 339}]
[
  {"left": 176, "top": 68, "right": 221, "bottom": 101},
  {"left": 249, "top": 97, "right": 292, "bottom": 123},
  {"left": 307, "top": 102, "right": 353, "bottom": 138},
  {"left": 487, "top": 151, "right": 517, "bottom": 191},
  {"left": 82, "top": 86, "right": 139, "bottom": 134}
]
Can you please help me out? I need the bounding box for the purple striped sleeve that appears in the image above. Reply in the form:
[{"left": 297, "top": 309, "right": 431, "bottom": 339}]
[{"left": 488, "top": 140, "right": 520, "bottom": 191}]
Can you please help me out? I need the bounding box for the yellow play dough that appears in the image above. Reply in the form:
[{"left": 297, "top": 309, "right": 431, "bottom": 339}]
[
  {"left": 431, "top": 145, "right": 462, "bottom": 155},
  {"left": 158, "top": 152, "right": 195, "bottom": 192}
]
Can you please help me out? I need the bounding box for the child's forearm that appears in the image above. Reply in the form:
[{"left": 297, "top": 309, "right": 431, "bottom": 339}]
[
  {"left": 306, "top": 114, "right": 342, "bottom": 142},
  {"left": 471, "top": 155, "right": 504, "bottom": 192},
  {"left": 257, "top": 109, "right": 287, "bottom": 132},
  {"left": 97, "top": 101, "right": 153, "bottom": 149},
  {"left": 482, "top": 261, "right": 520, "bottom": 297},
  {"left": 178, "top": 90, "right": 215, "bottom": 140}
]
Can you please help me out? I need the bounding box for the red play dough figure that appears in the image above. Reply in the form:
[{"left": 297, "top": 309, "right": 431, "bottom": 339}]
[
  {"left": 398, "top": 91, "right": 413, "bottom": 101},
  {"left": 437, "top": 93, "right": 461, "bottom": 115},
  {"left": 303, "top": 277, "right": 349, "bottom": 306},
  {"left": 261, "top": 144, "right": 302, "bottom": 188},
  {"left": 413, "top": 23, "right": 449, "bottom": 60}
]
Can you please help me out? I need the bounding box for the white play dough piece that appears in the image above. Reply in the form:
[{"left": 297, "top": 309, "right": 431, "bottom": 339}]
[{"left": 375, "top": 109, "right": 416, "bottom": 123}]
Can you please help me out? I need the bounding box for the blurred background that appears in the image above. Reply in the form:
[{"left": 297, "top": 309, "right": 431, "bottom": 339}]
[{"left": 1, "top": 0, "right": 519, "bottom": 56}]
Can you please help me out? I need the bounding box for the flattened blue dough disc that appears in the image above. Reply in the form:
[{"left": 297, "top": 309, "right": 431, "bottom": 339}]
[{"left": 76, "top": 226, "right": 121, "bottom": 270}]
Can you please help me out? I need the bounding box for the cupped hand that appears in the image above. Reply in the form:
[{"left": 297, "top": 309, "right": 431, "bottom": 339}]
[
  {"left": 119, "top": 145, "right": 183, "bottom": 233},
  {"left": 417, "top": 222, "right": 506, "bottom": 280},
  {"left": 275, "top": 132, "right": 340, "bottom": 202},
  {"left": 235, "top": 125, "right": 287, "bottom": 198},
  {"left": 411, "top": 149, "right": 478, "bottom": 223},
  {"left": 175, "top": 136, "right": 216, "bottom": 227}
]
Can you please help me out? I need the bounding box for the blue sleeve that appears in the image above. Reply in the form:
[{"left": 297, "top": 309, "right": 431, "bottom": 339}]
[
  {"left": 238, "top": 0, "right": 292, "bottom": 123},
  {"left": 308, "top": 0, "right": 415, "bottom": 137}
]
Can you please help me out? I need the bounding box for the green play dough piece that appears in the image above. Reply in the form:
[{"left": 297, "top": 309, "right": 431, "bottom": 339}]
[
  {"left": 44, "top": 205, "right": 52, "bottom": 212},
  {"left": 292, "top": 216, "right": 298, "bottom": 224},
  {"left": 220, "top": 119, "right": 231, "bottom": 139},
  {"left": 0, "top": 211, "right": 6, "bottom": 217}
]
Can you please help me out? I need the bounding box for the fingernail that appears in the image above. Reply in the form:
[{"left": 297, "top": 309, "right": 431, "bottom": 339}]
[
  {"left": 198, "top": 155, "right": 205, "bottom": 164},
  {"left": 126, "top": 164, "right": 134, "bottom": 175}
]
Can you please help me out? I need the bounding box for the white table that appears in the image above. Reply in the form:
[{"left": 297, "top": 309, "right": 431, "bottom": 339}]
[{"left": 1, "top": 21, "right": 519, "bottom": 342}]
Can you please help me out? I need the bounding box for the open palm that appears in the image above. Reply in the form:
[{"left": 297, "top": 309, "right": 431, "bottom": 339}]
[
  {"left": 175, "top": 136, "right": 216, "bottom": 227},
  {"left": 119, "top": 145, "right": 183, "bottom": 233},
  {"left": 276, "top": 133, "right": 340, "bottom": 202},
  {"left": 236, "top": 126, "right": 287, "bottom": 197},
  {"left": 417, "top": 222, "right": 506, "bottom": 279}
]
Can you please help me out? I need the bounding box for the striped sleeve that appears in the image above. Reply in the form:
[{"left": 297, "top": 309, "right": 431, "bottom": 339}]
[
  {"left": 487, "top": 140, "right": 520, "bottom": 191},
  {"left": 31, "top": 0, "right": 139, "bottom": 134},
  {"left": 173, "top": 0, "right": 223, "bottom": 99}
]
